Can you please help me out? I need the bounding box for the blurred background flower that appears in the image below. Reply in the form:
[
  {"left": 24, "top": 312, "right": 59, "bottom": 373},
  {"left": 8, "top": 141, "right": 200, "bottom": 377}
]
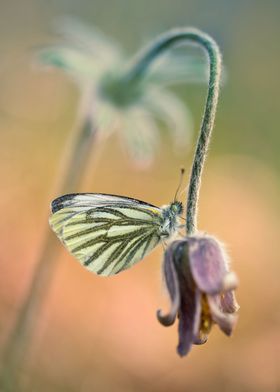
[{"left": 37, "top": 17, "right": 206, "bottom": 168}]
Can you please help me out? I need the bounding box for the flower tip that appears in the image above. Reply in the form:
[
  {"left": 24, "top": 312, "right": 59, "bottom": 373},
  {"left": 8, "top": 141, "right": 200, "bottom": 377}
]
[
  {"left": 222, "top": 272, "right": 239, "bottom": 292},
  {"left": 156, "top": 309, "right": 176, "bottom": 327},
  {"left": 177, "top": 342, "right": 191, "bottom": 357},
  {"left": 192, "top": 335, "right": 208, "bottom": 345},
  {"left": 224, "top": 314, "right": 239, "bottom": 336}
]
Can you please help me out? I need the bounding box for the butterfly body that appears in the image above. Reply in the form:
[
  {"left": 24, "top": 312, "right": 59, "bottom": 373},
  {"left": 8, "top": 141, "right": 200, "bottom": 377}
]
[
  {"left": 49, "top": 193, "right": 183, "bottom": 276},
  {"left": 160, "top": 201, "right": 183, "bottom": 237}
]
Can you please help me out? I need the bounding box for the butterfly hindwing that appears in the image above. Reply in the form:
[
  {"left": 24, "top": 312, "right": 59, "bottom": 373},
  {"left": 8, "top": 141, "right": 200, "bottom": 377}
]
[{"left": 49, "top": 193, "right": 163, "bottom": 276}]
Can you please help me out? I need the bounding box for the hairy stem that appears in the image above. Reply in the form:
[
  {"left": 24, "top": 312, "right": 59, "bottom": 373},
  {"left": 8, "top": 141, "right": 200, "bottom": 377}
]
[
  {"left": 0, "top": 96, "right": 97, "bottom": 391},
  {"left": 124, "top": 28, "right": 222, "bottom": 234}
]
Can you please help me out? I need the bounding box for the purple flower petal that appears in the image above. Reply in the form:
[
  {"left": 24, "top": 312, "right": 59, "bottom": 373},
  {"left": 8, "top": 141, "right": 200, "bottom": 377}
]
[
  {"left": 188, "top": 235, "right": 230, "bottom": 295},
  {"left": 157, "top": 242, "right": 180, "bottom": 326},
  {"left": 172, "top": 241, "right": 201, "bottom": 357},
  {"left": 177, "top": 287, "right": 201, "bottom": 356},
  {"left": 207, "top": 295, "right": 238, "bottom": 336}
]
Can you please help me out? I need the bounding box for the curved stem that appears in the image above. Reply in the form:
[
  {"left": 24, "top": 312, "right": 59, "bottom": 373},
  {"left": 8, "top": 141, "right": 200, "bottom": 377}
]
[{"left": 124, "top": 28, "right": 222, "bottom": 234}]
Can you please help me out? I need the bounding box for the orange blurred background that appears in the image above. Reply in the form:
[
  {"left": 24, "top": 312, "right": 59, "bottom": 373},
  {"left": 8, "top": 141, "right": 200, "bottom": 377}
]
[{"left": 0, "top": 1, "right": 279, "bottom": 391}]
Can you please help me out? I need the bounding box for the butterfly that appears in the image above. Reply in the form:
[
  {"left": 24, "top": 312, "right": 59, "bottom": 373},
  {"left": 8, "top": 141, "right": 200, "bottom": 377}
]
[{"left": 49, "top": 193, "right": 183, "bottom": 276}]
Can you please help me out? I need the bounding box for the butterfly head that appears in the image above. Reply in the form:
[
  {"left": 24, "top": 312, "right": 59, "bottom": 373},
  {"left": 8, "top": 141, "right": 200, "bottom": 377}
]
[
  {"left": 160, "top": 201, "right": 183, "bottom": 238},
  {"left": 169, "top": 200, "right": 183, "bottom": 216}
]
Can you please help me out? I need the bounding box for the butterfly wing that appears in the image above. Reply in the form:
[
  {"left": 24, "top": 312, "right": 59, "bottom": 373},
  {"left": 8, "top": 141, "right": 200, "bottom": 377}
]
[{"left": 49, "top": 193, "right": 163, "bottom": 276}]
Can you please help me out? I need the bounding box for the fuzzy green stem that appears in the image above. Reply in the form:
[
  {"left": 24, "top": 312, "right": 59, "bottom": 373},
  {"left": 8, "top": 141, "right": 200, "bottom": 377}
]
[
  {"left": 0, "top": 105, "right": 97, "bottom": 391},
  {"left": 124, "top": 28, "right": 222, "bottom": 234}
]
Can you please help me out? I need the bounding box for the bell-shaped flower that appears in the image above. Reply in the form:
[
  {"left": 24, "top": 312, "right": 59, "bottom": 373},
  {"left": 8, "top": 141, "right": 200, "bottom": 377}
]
[{"left": 157, "top": 234, "right": 239, "bottom": 356}]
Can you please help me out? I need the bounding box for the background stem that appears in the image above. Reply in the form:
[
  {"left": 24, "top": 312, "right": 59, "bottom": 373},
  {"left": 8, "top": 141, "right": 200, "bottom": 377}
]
[
  {"left": 0, "top": 95, "right": 97, "bottom": 391},
  {"left": 124, "top": 28, "right": 222, "bottom": 234}
]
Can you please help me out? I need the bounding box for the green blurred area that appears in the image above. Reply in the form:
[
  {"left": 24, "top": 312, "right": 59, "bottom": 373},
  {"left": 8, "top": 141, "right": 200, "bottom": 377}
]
[{"left": 0, "top": 1, "right": 279, "bottom": 391}]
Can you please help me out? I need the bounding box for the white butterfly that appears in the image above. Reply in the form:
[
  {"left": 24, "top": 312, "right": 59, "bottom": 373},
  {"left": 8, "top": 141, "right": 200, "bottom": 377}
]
[{"left": 49, "top": 193, "right": 183, "bottom": 276}]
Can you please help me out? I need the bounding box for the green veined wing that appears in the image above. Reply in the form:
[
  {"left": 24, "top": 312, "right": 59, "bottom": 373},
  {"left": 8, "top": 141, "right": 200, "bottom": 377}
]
[{"left": 49, "top": 193, "right": 164, "bottom": 276}]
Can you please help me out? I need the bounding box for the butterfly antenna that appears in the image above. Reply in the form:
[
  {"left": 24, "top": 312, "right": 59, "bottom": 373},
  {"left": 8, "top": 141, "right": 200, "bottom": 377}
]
[{"left": 174, "top": 167, "right": 185, "bottom": 202}]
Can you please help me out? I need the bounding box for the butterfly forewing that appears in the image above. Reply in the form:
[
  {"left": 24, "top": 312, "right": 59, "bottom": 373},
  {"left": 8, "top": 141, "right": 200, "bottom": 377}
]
[
  {"left": 51, "top": 193, "right": 160, "bottom": 212},
  {"left": 49, "top": 193, "right": 163, "bottom": 276}
]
